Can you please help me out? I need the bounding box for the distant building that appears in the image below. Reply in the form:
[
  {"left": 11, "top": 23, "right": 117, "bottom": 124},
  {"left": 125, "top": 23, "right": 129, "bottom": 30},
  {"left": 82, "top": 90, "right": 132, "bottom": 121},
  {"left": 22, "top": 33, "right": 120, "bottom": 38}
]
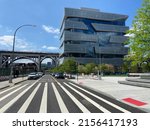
[
  {"left": 47, "top": 62, "right": 51, "bottom": 68},
  {"left": 60, "top": 7, "right": 129, "bottom": 67}
]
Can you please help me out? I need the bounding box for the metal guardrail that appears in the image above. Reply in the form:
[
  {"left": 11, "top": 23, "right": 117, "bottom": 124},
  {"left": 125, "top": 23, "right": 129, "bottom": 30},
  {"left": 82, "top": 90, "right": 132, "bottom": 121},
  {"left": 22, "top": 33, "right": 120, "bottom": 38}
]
[{"left": 0, "top": 68, "right": 10, "bottom": 76}]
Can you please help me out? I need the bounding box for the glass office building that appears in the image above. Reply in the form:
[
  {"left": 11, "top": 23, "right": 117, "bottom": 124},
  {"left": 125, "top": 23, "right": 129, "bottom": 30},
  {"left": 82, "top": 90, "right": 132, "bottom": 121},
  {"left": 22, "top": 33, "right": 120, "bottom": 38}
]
[{"left": 60, "top": 8, "right": 129, "bottom": 67}]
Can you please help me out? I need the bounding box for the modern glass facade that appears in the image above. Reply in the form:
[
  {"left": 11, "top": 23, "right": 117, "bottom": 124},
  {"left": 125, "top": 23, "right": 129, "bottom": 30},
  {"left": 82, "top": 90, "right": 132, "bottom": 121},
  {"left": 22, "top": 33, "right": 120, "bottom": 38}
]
[{"left": 60, "top": 8, "right": 129, "bottom": 66}]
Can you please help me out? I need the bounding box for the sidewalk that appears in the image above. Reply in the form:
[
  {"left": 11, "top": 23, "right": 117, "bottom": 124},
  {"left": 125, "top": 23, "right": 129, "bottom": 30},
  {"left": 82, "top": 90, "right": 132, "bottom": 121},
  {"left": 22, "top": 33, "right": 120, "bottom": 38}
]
[
  {"left": 0, "top": 77, "right": 27, "bottom": 89},
  {"left": 70, "top": 76, "right": 150, "bottom": 112}
]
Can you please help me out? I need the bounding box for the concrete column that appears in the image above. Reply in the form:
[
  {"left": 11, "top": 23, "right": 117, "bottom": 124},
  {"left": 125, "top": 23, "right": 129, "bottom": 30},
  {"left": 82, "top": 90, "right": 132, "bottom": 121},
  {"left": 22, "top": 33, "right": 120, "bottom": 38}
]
[
  {"left": 56, "top": 57, "right": 59, "bottom": 66},
  {"left": 53, "top": 57, "right": 59, "bottom": 67},
  {"left": 38, "top": 56, "right": 41, "bottom": 71},
  {"left": 0, "top": 54, "right": 2, "bottom": 68}
]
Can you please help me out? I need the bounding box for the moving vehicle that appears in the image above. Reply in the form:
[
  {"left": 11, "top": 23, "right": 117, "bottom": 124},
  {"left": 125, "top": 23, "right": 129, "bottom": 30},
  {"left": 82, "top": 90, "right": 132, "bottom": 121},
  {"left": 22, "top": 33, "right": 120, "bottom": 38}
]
[
  {"left": 37, "top": 72, "right": 44, "bottom": 77},
  {"left": 28, "top": 72, "right": 39, "bottom": 80}
]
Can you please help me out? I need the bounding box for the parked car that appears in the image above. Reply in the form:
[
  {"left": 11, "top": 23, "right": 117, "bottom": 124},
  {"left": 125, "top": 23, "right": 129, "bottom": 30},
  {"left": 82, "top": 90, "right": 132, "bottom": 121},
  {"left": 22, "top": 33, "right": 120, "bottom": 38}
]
[
  {"left": 37, "top": 72, "right": 44, "bottom": 77},
  {"left": 54, "top": 73, "right": 65, "bottom": 79},
  {"left": 51, "top": 73, "right": 56, "bottom": 77},
  {"left": 28, "top": 72, "right": 39, "bottom": 80}
]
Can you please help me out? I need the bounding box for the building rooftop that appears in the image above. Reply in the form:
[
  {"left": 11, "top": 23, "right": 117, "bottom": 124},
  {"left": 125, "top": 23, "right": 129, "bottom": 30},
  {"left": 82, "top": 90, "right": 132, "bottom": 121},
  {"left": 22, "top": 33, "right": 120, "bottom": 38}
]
[{"left": 80, "top": 7, "right": 100, "bottom": 12}]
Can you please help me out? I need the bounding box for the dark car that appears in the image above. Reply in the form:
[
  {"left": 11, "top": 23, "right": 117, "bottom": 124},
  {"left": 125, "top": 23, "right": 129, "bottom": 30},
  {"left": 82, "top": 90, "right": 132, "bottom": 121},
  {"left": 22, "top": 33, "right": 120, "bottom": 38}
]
[
  {"left": 54, "top": 73, "right": 65, "bottom": 79},
  {"left": 51, "top": 73, "right": 56, "bottom": 77}
]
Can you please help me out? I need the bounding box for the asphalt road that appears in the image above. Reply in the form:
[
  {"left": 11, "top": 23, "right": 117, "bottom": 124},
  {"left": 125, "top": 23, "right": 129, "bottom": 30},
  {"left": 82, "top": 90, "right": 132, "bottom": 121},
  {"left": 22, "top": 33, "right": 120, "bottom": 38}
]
[{"left": 0, "top": 75, "right": 146, "bottom": 113}]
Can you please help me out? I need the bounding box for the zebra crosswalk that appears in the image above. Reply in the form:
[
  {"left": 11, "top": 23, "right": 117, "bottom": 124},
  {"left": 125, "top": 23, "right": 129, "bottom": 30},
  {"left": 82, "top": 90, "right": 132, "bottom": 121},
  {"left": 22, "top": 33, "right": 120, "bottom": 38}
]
[
  {"left": 18, "top": 83, "right": 41, "bottom": 113},
  {"left": 0, "top": 77, "right": 146, "bottom": 113},
  {"left": 57, "top": 82, "right": 90, "bottom": 113}
]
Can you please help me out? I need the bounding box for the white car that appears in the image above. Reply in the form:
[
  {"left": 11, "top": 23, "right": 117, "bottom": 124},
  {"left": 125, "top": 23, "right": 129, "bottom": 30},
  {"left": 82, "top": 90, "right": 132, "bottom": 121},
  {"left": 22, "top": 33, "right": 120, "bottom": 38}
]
[
  {"left": 37, "top": 72, "right": 44, "bottom": 77},
  {"left": 28, "top": 72, "right": 39, "bottom": 80}
]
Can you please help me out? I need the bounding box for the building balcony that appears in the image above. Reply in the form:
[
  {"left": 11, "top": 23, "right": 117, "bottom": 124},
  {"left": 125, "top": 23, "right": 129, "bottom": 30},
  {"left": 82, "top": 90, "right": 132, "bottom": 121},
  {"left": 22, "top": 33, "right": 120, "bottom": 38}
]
[
  {"left": 62, "top": 31, "right": 98, "bottom": 42},
  {"left": 64, "top": 20, "right": 88, "bottom": 30},
  {"left": 96, "top": 47, "right": 128, "bottom": 55},
  {"left": 64, "top": 44, "right": 87, "bottom": 53},
  {"left": 62, "top": 44, "right": 128, "bottom": 55},
  {"left": 60, "top": 21, "right": 88, "bottom": 38},
  {"left": 109, "top": 35, "right": 128, "bottom": 43},
  {"left": 92, "top": 23, "right": 129, "bottom": 33}
]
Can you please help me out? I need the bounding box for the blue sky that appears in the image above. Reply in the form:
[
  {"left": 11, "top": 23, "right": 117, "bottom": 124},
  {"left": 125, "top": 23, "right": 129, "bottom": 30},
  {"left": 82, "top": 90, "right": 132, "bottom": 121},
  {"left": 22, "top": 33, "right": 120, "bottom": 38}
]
[{"left": 0, "top": 0, "right": 142, "bottom": 54}]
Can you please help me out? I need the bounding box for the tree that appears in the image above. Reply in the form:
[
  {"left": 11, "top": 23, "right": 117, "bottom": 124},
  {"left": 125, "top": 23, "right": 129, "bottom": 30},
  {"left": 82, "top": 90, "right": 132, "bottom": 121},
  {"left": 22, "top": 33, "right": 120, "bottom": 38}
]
[
  {"left": 85, "top": 63, "right": 96, "bottom": 74},
  {"left": 121, "top": 61, "right": 129, "bottom": 73},
  {"left": 49, "top": 58, "right": 76, "bottom": 73},
  {"left": 125, "top": 0, "right": 150, "bottom": 71},
  {"left": 78, "top": 65, "right": 86, "bottom": 74},
  {"left": 99, "top": 64, "right": 114, "bottom": 75},
  {"left": 63, "top": 59, "right": 76, "bottom": 74}
]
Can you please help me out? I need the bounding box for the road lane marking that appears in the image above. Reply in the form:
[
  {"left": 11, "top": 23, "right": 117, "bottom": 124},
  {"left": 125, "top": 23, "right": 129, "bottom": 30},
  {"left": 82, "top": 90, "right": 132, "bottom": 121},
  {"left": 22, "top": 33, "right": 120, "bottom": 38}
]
[
  {"left": 57, "top": 82, "right": 90, "bottom": 113},
  {"left": 0, "top": 79, "right": 40, "bottom": 113},
  {"left": 52, "top": 82, "right": 69, "bottom": 113},
  {"left": 0, "top": 84, "right": 27, "bottom": 102},
  {"left": 39, "top": 83, "right": 48, "bottom": 113},
  {"left": 0, "top": 84, "right": 22, "bottom": 95},
  {"left": 18, "top": 83, "right": 41, "bottom": 113},
  {"left": 69, "top": 82, "right": 131, "bottom": 113},
  {"left": 64, "top": 82, "right": 110, "bottom": 113}
]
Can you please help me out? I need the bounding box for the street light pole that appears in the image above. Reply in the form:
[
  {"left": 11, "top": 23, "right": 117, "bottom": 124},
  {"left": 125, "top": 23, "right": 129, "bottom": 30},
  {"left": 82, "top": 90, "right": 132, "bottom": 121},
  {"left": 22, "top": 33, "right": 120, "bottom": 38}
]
[
  {"left": 97, "top": 35, "right": 102, "bottom": 80},
  {"left": 9, "top": 24, "right": 36, "bottom": 83},
  {"left": 76, "top": 62, "right": 78, "bottom": 82},
  {"left": 99, "top": 47, "right": 102, "bottom": 80}
]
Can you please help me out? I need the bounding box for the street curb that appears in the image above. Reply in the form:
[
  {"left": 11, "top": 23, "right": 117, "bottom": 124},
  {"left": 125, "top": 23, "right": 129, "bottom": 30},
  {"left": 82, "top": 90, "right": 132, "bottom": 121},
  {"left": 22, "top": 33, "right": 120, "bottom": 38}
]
[
  {"left": 0, "top": 85, "right": 10, "bottom": 90},
  {"left": 0, "top": 78, "right": 27, "bottom": 90},
  {"left": 14, "top": 78, "right": 28, "bottom": 85},
  {"left": 118, "top": 80, "right": 150, "bottom": 88}
]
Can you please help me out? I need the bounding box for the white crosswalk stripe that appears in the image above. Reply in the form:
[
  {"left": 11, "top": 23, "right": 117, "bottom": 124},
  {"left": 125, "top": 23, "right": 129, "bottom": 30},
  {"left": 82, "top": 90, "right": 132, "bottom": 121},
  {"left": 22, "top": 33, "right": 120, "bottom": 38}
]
[
  {"left": 39, "top": 83, "right": 48, "bottom": 113},
  {"left": 52, "top": 82, "right": 69, "bottom": 113},
  {"left": 64, "top": 82, "right": 110, "bottom": 113},
  {"left": 68, "top": 82, "right": 131, "bottom": 113},
  {"left": 0, "top": 79, "right": 39, "bottom": 113},
  {"left": 18, "top": 83, "right": 41, "bottom": 113},
  {"left": 57, "top": 82, "right": 90, "bottom": 113},
  {"left": 0, "top": 84, "right": 27, "bottom": 102},
  {"left": 0, "top": 84, "right": 22, "bottom": 95}
]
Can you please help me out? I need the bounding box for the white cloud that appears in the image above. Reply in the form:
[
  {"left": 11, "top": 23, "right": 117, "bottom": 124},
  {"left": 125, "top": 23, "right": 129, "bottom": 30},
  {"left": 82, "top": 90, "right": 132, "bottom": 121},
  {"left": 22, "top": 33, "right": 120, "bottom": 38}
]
[
  {"left": 0, "top": 35, "right": 29, "bottom": 49},
  {"left": 16, "top": 38, "right": 29, "bottom": 49},
  {"left": 42, "top": 45, "right": 47, "bottom": 49},
  {"left": 42, "top": 45, "right": 58, "bottom": 50},
  {"left": 0, "top": 35, "right": 13, "bottom": 46},
  {"left": 47, "top": 46, "right": 58, "bottom": 50},
  {"left": 42, "top": 25, "right": 60, "bottom": 34},
  {"left": 0, "top": 35, "right": 59, "bottom": 52}
]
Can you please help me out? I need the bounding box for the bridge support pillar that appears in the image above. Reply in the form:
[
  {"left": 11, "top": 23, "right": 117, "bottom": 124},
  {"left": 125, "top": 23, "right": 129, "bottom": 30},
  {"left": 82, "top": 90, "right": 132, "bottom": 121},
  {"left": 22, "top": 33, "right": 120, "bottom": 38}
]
[
  {"left": 0, "top": 54, "right": 3, "bottom": 68},
  {"left": 51, "top": 57, "right": 59, "bottom": 67},
  {"left": 38, "top": 56, "right": 41, "bottom": 72},
  {"left": 55, "top": 57, "right": 59, "bottom": 67}
]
